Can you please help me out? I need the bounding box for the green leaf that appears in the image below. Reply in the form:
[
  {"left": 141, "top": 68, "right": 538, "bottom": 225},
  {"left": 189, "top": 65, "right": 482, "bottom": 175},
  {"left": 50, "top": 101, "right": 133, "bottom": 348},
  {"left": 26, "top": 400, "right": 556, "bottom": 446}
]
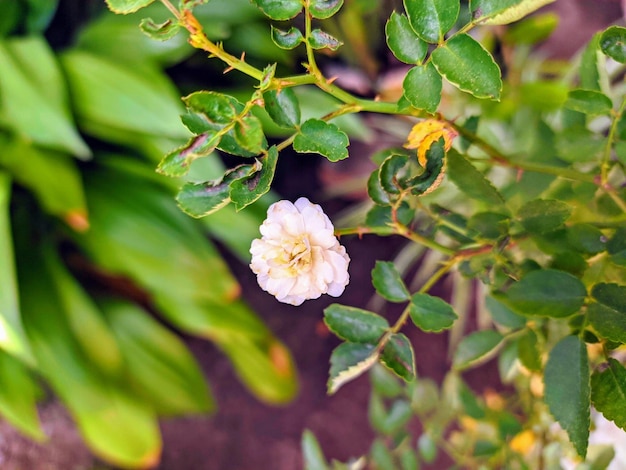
[
  {"left": 470, "top": 0, "right": 556, "bottom": 25},
  {"left": 230, "top": 147, "right": 279, "bottom": 211},
  {"left": 264, "top": 88, "right": 301, "bottom": 128},
  {"left": 385, "top": 11, "right": 428, "bottom": 64},
  {"left": 0, "top": 172, "right": 33, "bottom": 364},
  {"left": 517, "top": 329, "right": 541, "bottom": 371},
  {"left": 607, "top": 227, "right": 626, "bottom": 266},
  {"left": 564, "top": 89, "right": 613, "bottom": 116},
  {"left": 308, "top": 29, "right": 343, "bottom": 51},
  {"left": 431, "top": 33, "right": 502, "bottom": 100},
  {"left": 177, "top": 164, "right": 258, "bottom": 217},
  {"left": 499, "top": 269, "right": 586, "bottom": 318},
  {"left": 591, "top": 358, "right": 626, "bottom": 431},
  {"left": 600, "top": 26, "right": 626, "bottom": 63},
  {"left": 404, "top": 0, "right": 460, "bottom": 43},
  {"left": 101, "top": 299, "right": 213, "bottom": 415},
  {"left": 380, "top": 333, "right": 416, "bottom": 381},
  {"left": 371, "top": 439, "right": 396, "bottom": 470},
  {"left": 409, "top": 293, "right": 458, "bottom": 332},
  {"left": 379, "top": 154, "right": 409, "bottom": 195},
  {"left": 328, "top": 342, "right": 379, "bottom": 394},
  {"left": 467, "top": 212, "right": 510, "bottom": 240},
  {"left": 139, "top": 18, "right": 180, "bottom": 40},
  {"left": 453, "top": 330, "right": 503, "bottom": 370},
  {"left": 588, "top": 283, "right": 626, "bottom": 344},
  {"left": 157, "top": 133, "right": 220, "bottom": 177},
  {"left": 517, "top": 199, "right": 571, "bottom": 233},
  {"left": 0, "top": 138, "right": 88, "bottom": 230},
  {"left": 555, "top": 126, "right": 605, "bottom": 163},
  {"left": 371, "top": 364, "right": 404, "bottom": 398},
  {"left": 566, "top": 224, "right": 605, "bottom": 255},
  {"left": 407, "top": 139, "right": 446, "bottom": 195},
  {"left": 544, "top": 335, "right": 590, "bottom": 458},
  {"left": 580, "top": 33, "right": 607, "bottom": 92},
  {"left": 251, "top": 0, "right": 303, "bottom": 20},
  {"left": 366, "top": 201, "right": 414, "bottom": 231},
  {"left": 43, "top": 245, "right": 123, "bottom": 377},
  {"left": 309, "top": 0, "right": 343, "bottom": 19},
  {"left": 233, "top": 114, "right": 265, "bottom": 154},
  {"left": 371, "top": 398, "right": 413, "bottom": 436},
  {"left": 486, "top": 295, "right": 526, "bottom": 329},
  {"left": 372, "top": 261, "right": 410, "bottom": 302},
  {"left": 447, "top": 150, "right": 504, "bottom": 205},
  {"left": 0, "top": 38, "right": 90, "bottom": 158},
  {"left": 323, "top": 304, "right": 389, "bottom": 343},
  {"left": 271, "top": 25, "right": 304, "bottom": 50},
  {"left": 367, "top": 169, "right": 391, "bottom": 206},
  {"left": 402, "top": 63, "right": 442, "bottom": 113},
  {"left": 293, "top": 119, "right": 349, "bottom": 161},
  {"left": 0, "top": 350, "right": 44, "bottom": 440},
  {"left": 302, "top": 430, "right": 330, "bottom": 470},
  {"left": 106, "top": 0, "right": 155, "bottom": 14}
]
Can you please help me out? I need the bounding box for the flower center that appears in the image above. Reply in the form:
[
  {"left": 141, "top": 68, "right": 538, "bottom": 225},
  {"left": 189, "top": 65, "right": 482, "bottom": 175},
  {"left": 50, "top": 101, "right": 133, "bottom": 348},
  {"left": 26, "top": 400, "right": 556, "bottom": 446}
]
[{"left": 286, "top": 236, "right": 312, "bottom": 274}]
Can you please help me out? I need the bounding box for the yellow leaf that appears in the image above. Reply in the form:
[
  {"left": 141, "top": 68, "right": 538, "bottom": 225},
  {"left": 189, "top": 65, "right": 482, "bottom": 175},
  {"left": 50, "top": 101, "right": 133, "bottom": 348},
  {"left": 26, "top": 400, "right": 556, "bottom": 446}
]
[{"left": 404, "top": 119, "right": 457, "bottom": 167}]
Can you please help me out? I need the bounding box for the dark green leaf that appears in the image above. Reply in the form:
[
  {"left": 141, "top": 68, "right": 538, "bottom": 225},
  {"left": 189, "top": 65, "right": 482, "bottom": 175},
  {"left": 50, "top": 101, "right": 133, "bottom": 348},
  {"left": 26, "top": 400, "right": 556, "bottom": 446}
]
[
  {"left": 409, "top": 293, "right": 458, "bottom": 332},
  {"left": 379, "top": 154, "right": 409, "bottom": 195},
  {"left": 230, "top": 147, "right": 279, "bottom": 211},
  {"left": 308, "top": 29, "right": 343, "bottom": 51},
  {"left": 470, "top": 0, "right": 555, "bottom": 25},
  {"left": 309, "top": 0, "right": 343, "bottom": 19},
  {"left": 404, "top": 0, "right": 460, "bottom": 43},
  {"left": 251, "top": 0, "right": 303, "bottom": 20},
  {"left": 366, "top": 201, "right": 414, "bottom": 230},
  {"left": 517, "top": 329, "right": 541, "bottom": 371},
  {"left": 486, "top": 295, "right": 526, "bottom": 329},
  {"left": 591, "top": 358, "right": 626, "bottom": 431},
  {"left": 447, "top": 150, "right": 504, "bottom": 205},
  {"left": 271, "top": 25, "right": 304, "bottom": 50},
  {"left": 517, "top": 199, "right": 571, "bottom": 234},
  {"left": 607, "top": 227, "right": 626, "bottom": 266},
  {"left": 544, "top": 335, "right": 590, "bottom": 458},
  {"left": 328, "top": 342, "right": 378, "bottom": 394},
  {"left": 588, "top": 283, "right": 626, "bottom": 343},
  {"left": 233, "top": 114, "right": 265, "bottom": 154},
  {"left": 564, "top": 89, "right": 613, "bottom": 115},
  {"left": 264, "top": 88, "right": 301, "bottom": 128},
  {"left": 381, "top": 333, "right": 416, "bottom": 381},
  {"left": 600, "top": 26, "right": 626, "bottom": 63},
  {"left": 367, "top": 169, "right": 391, "bottom": 206},
  {"left": 105, "top": 0, "right": 154, "bottom": 14},
  {"left": 183, "top": 91, "right": 240, "bottom": 126},
  {"left": 467, "top": 212, "right": 509, "bottom": 240},
  {"left": 566, "top": 224, "right": 606, "bottom": 255},
  {"left": 402, "top": 63, "right": 442, "bottom": 114},
  {"left": 385, "top": 11, "right": 428, "bottom": 64},
  {"left": 302, "top": 430, "right": 329, "bottom": 470},
  {"left": 323, "top": 304, "right": 389, "bottom": 343},
  {"left": 372, "top": 261, "right": 410, "bottom": 302},
  {"left": 407, "top": 139, "right": 446, "bottom": 195},
  {"left": 139, "top": 18, "right": 180, "bottom": 41},
  {"left": 157, "top": 133, "right": 219, "bottom": 177},
  {"left": 500, "top": 269, "right": 586, "bottom": 318},
  {"left": 431, "top": 33, "right": 502, "bottom": 100},
  {"left": 293, "top": 119, "right": 349, "bottom": 161},
  {"left": 453, "top": 330, "right": 503, "bottom": 370},
  {"left": 177, "top": 164, "right": 257, "bottom": 217}
]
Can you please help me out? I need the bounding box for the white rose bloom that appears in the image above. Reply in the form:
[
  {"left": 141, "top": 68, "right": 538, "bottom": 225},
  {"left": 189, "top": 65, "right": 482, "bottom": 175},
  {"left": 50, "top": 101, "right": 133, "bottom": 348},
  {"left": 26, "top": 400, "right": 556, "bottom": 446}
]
[{"left": 250, "top": 197, "right": 350, "bottom": 306}]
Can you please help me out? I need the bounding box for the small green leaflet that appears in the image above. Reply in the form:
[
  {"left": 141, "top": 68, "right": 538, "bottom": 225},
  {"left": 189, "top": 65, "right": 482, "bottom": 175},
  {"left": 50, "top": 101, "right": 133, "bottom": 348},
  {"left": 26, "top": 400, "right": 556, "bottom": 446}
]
[
  {"left": 328, "top": 342, "right": 379, "bottom": 394},
  {"left": 105, "top": 0, "right": 155, "bottom": 14},
  {"left": 323, "top": 304, "right": 389, "bottom": 343},
  {"left": 591, "top": 358, "right": 626, "bottom": 432},
  {"left": 470, "top": 0, "right": 556, "bottom": 25},
  {"left": 293, "top": 119, "right": 349, "bottom": 161}
]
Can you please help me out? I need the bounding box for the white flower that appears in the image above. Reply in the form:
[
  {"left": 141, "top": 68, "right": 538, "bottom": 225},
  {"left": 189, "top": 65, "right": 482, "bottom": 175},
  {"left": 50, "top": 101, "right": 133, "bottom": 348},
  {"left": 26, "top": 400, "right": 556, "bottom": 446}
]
[{"left": 250, "top": 197, "right": 350, "bottom": 306}]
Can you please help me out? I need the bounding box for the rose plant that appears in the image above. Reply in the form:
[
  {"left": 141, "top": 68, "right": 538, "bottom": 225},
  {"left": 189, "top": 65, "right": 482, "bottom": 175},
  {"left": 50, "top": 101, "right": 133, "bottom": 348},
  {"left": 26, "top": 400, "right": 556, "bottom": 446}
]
[
  {"left": 104, "top": 0, "right": 626, "bottom": 467},
  {"left": 1, "top": 0, "right": 625, "bottom": 467}
]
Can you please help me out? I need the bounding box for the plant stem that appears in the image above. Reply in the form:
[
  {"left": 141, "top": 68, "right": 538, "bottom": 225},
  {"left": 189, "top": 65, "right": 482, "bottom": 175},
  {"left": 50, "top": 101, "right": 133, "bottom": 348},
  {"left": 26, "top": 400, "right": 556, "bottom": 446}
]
[{"left": 602, "top": 95, "right": 626, "bottom": 184}]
